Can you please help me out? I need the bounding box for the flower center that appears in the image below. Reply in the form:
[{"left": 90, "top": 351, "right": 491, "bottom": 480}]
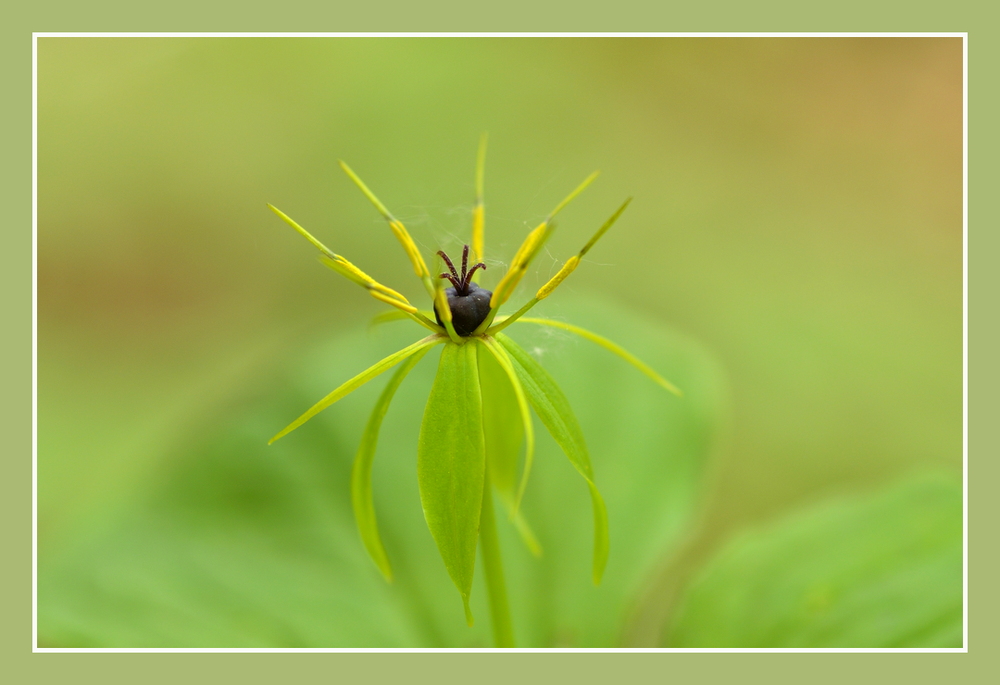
[
  {"left": 437, "top": 245, "right": 486, "bottom": 296},
  {"left": 436, "top": 245, "right": 492, "bottom": 336}
]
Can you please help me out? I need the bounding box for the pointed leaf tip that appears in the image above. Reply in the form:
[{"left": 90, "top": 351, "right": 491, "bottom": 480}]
[{"left": 463, "top": 595, "right": 475, "bottom": 627}]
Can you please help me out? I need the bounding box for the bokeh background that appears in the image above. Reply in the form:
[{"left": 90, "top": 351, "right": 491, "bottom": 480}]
[{"left": 37, "top": 37, "right": 963, "bottom": 647}]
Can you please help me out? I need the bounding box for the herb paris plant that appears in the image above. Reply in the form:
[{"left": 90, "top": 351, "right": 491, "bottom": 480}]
[{"left": 267, "top": 136, "right": 681, "bottom": 647}]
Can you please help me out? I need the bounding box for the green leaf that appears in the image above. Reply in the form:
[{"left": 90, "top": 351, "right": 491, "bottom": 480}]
[
  {"left": 477, "top": 336, "right": 523, "bottom": 499},
  {"left": 478, "top": 340, "right": 542, "bottom": 557},
  {"left": 496, "top": 332, "right": 609, "bottom": 586},
  {"left": 269, "top": 334, "right": 443, "bottom": 444},
  {"left": 665, "top": 472, "right": 963, "bottom": 648},
  {"left": 516, "top": 318, "right": 682, "bottom": 396},
  {"left": 351, "top": 346, "right": 433, "bottom": 582},
  {"left": 417, "top": 341, "right": 486, "bottom": 625},
  {"left": 476, "top": 337, "right": 534, "bottom": 511},
  {"left": 39, "top": 296, "right": 723, "bottom": 646}
]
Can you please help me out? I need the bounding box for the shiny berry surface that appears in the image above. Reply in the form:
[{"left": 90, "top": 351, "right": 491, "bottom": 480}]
[
  {"left": 435, "top": 282, "right": 493, "bottom": 336},
  {"left": 435, "top": 245, "right": 491, "bottom": 336}
]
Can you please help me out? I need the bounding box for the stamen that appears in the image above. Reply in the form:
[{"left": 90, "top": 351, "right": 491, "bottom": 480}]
[
  {"left": 439, "top": 272, "right": 461, "bottom": 289},
  {"left": 437, "top": 250, "right": 460, "bottom": 280},
  {"left": 463, "top": 262, "right": 486, "bottom": 290}
]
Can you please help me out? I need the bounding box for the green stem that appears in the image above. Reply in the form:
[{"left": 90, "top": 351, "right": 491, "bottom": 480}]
[
  {"left": 480, "top": 474, "right": 515, "bottom": 647},
  {"left": 486, "top": 297, "right": 538, "bottom": 335}
]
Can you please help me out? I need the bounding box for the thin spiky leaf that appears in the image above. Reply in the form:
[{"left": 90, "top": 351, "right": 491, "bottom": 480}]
[
  {"left": 269, "top": 335, "right": 444, "bottom": 444},
  {"left": 496, "top": 333, "right": 610, "bottom": 585},
  {"left": 417, "top": 341, "right": 486, "bottom": 625},
  {"left": 550, "top": 170, "right": 600, "bottom": 219},
  {"left": 536, "top": 197, "right": 632, "bottom": 301},
  {"left": 316, "top": 255, "right": 410, "bottom": 304},
  {"left": 351, "top": 346, "right": 433, "bottom": 581},
  {"left": 488, "top": 171, "right": 599, "bottom": 310},
  {"left": 267, "top": 204, "right": 418, "bottom": 315},
  {"left": 267, "top": 203, "right": 334, "bottom": 255},
  {"left": 338, "top": 160, "right": 434, "bottom": 291},
  {"left": 517, "top": 318, "right": 682, "bottom": 396},
  {"left": 488, "top": 223, "right": 550, "bottom": 309},
  {"left": 472, "top": 133, "right": 488, "bottom": 272},
  {"left": 485, "top": 197, "right": 634, "bottom": 335}
]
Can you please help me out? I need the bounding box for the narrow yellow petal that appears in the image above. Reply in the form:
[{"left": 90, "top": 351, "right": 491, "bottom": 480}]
[
  {"left": 389, "top": 220, "right": 431, "bottom": 279},
  {"left": 340, "top": 160, "right": 434, "bottom": 294},
  {"left": 471, "top": 205, "right": 485, "bottom": 264},
  {"left": 579, "top": 197, "right": 632, "bottom": 257},
  {"left": 432, "top": 278, "right": 464, "bottom": 343},
  {"left": 487, "top": 171, "right": 597, "bottom": 310},
  {"left": 318, "top": 254, "right": 368, "bottom": 287},
  {"left": 368, "top": 290, "right": 417, "bottom": 313},
  {"left": 339, "top": 160, "right": 394, "bottom": 221},
  {"left": 490, "top": 222, "right": 551, "bottom": 308},
  {"left": 533, "top": 197, "right": 632, "bottom": 301},
  {"left": 434, "top": 285, "right": 452, "bottom": 323},
  {"left": 270, "top": 204, "right": 417, "bottom": 312},
  {"left": 547, "top": 170, "right": 600, "bottom": 221},
  {"left": 318, "top": 255, "right": 410, "bottom": 304},
  {"left": 268, "top": 204, "right": 333, "bottom": 256},
  {"left": 536, "top": 255, "right": 580, "bottom": 300},
  {"left": 471, "top": 133, "right": 488, "bottom": 266},
  {"left": 369, "top": 309, "right": 439, "bottom": 332}
]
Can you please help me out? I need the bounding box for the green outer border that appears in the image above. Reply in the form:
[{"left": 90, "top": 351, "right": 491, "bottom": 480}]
[{"left": 8, "top": 8, "right": 991, "bottom": 683}]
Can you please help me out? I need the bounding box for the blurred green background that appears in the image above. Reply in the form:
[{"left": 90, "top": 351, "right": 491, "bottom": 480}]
[{"left": 37, "top": 37, "right": 963, "bottom": 647}]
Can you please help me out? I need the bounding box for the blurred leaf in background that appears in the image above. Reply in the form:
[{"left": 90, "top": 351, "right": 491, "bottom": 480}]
[
  {"left": 665, "top": 472, "right": 962, "bottom": 648},
  {"left": 38, "top": 299, "right": 724, "bottom": 647}
]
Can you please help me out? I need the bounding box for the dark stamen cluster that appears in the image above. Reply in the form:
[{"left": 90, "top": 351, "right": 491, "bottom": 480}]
[{"left": 438, "top": 245, "right": 486, "bottom": 296}]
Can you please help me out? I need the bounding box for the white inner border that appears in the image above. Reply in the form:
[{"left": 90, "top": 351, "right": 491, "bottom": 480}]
[{"left": 32, "top": 32, "right": 969, "bottom": 654}]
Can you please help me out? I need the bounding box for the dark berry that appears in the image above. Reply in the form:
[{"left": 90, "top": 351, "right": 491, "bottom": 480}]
[
  {"left": 435, "top": 245, "right": 491, "bottom": 336},
  {"left": 435, "top": 282, "right": 493, "bottom": 336}
]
